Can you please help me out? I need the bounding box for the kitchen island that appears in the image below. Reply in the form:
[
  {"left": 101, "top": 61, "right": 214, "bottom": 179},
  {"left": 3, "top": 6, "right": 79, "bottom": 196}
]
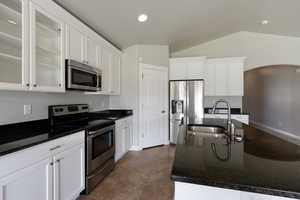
[{"left": 171, "top": 119, "right": 300, "bottom": 200}]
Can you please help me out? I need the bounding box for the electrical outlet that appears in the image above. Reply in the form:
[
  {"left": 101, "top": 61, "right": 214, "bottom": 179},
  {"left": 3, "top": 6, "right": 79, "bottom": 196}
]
[{"left": 24, "top": 104, "right": 32, "bottom": 115}]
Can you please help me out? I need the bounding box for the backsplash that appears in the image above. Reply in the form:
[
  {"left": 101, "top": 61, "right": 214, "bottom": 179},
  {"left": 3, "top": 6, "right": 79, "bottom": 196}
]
[
  {"left": 204, "top": 96, "right": 243, "bottom": 110},
  {"left": 0, "top": 91, "right": 109, "bottom": 125}
]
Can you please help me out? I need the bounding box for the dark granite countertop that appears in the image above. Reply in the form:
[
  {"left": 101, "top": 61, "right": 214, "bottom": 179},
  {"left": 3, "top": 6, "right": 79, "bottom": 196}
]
[
  {"left": 0, "top": 120, "right": 85, "bottom": 157},
  {"left": 0, "top": 118, "right": 114, "bottom": 157},
  {"left": 89, "top": 109, "right": 133, "bottom": 120},
  {"left": 171, "top": 118, "right": 300, "bottom": 199}
]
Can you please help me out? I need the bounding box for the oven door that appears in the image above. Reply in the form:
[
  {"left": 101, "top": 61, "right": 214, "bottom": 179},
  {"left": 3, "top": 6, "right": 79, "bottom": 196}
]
[
  {"left": 87, "top": 125, "right": 115, "bottom": 174},
  {"left": 67, "top": 65, "right": 98, "bottom": 91}
]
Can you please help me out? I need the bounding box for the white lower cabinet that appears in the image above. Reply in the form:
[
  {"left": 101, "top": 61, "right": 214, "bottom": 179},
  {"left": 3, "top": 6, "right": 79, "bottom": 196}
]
[
  {"left": 0, "top": 131, "right": 85, "bottom": 200},
  {"left": 53, "top": 144, "right": 85, "bottom": 200},
  {"left": 175, "top": 182, "right": 296, "bottom": 200},
  {"left": 0, "top": 157, "right": 53, "bottom": 200},
  {"left": 115, "top": 116, "right": 133, "bottom": 162}
]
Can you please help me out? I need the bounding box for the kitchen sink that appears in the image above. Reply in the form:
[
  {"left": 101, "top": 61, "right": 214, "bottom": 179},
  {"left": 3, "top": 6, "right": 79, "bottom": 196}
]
[{"left": 187, "top": 125, "right": 228, "bottom": 138}]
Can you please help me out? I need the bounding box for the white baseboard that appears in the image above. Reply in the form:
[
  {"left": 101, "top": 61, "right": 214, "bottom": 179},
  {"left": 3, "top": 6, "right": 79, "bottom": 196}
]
[
  {"left": 129, "top": 145, "right": 143, "bottom": 151},
  {"left": 250, "top": 120, "right": 300, "bottom": 144}
]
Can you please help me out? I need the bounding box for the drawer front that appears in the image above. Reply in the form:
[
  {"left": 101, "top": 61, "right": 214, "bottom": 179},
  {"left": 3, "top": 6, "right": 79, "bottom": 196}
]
[{"left": 0, "top": 131, "right": 85, "bottom": 178}]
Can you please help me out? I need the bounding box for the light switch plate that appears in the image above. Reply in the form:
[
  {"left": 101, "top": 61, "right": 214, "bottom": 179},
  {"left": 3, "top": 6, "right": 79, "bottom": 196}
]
[{"left": 24, "top": 104, "right": 32, "bottom": 115}]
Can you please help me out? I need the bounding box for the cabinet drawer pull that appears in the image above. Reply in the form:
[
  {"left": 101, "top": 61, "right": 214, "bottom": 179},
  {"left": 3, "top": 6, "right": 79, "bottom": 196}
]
[{"left": 49, "top": 145, "right": 62, "bottom": 151}]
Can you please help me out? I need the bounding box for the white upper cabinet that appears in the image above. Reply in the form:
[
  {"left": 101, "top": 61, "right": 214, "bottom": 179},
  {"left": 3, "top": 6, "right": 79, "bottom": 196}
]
[
  {"left": 169, "top": 57, "right": 206, "bottom": 80},
  {"left": 66, "top": 24, "right": 85, "bottom": 63},
  {"left": 186, "top": 58, "right": 206, "bottom": 79},
  {"left": 109, "top": 52, "right": 121, "bottom": 95},
  {"left": 204, "top": 60, "right": 216, "bottom": 96},
  {"left": 86, "top": 37, "right": 97, "bottom": 67},
  {"left": 228, "top": 59, "right": 244, "bottom": 96},
  {"left": 29, "top": 2, "right": 65, "bottom": 92},
  {"left": 97, "top": 46, "right": 110, "bottom": 94},
  {"left": 66, "top": 25, "right": 97, "bottom": 67},
  {"left": 214, "top": 60, "right": 228, "bottom": 96},
  {"left": 0, "top": 0, "right": 28, "bottom": 90},
  {"left": 169, "top": 59, "right": 187, "bottom": 80},
  {"left": 170, "top": 57, "right": 245, "bottom": 96},
  {"left": 205, "top": 57, "right": 245, "bottom": 96},
  {"left": 0, "top": 0, "right": 122, "bottom": 94}
]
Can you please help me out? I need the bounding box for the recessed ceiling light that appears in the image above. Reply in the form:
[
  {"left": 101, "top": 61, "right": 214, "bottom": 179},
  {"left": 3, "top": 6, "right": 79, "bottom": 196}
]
[
  {"left": 138, "top": 14, "right": 148, "bottom": 22},
  {"left": 261, "top": 20, "right": 269, "bottom": 25},
  {"left": 7, "top": 20, "right": 17, "bottom": 25}
]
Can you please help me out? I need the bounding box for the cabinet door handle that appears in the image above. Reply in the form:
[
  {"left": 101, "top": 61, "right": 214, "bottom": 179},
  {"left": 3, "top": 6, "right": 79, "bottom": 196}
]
[
  {"left": 49, "top": 145, "right": 62, "bottom": 151},
  {"left": 56, "top": 158, "right": 64, "bottom": 163},
  {"left": 26, "top": 83, "right": 30, "bottom": 87},
  {"left": 161, "top": 110, "right": 166, "bottom": 113},
  {"left": 33, "top": 84, "right": 37, "bottom": 87}
]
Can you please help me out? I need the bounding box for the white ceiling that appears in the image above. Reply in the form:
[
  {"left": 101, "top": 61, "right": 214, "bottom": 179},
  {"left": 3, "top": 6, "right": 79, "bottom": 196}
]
[{"left": 55, "top": 0, "right": 300, "bottom": 52}]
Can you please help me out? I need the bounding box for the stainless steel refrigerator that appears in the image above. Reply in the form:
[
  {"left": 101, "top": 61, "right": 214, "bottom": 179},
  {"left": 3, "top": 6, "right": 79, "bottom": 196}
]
[{"left": 169, "top": 80, "right": 204, "bottom": 144}]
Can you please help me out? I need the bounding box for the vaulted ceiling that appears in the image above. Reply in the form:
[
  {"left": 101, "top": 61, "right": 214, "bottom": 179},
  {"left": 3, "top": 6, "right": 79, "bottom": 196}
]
[{"left": 55, "top": 0, "right": 300, "bottom": 52}]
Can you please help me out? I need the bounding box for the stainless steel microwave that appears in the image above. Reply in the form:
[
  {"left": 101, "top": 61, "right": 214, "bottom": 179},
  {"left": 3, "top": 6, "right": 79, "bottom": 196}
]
[{"left": 65, "top": 59, "right": 102, "bottom": 92}]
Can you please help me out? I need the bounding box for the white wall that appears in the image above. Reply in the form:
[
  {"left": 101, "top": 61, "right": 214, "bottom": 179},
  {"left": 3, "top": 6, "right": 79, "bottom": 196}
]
[
  {"left": 138, "top": 45, "right": 169, "bottom": 67},
  {"left": 172, "top": 31, "right": 300, "bottom": 71},
  {"left": 110, "top": 44, "right": 169, "bottom": 148},
  {"left": 0, "top": 91, "right": 109, "bottom": 125},
  {"left": 204, "top": 96, "right": 243, "bottom": 110}
]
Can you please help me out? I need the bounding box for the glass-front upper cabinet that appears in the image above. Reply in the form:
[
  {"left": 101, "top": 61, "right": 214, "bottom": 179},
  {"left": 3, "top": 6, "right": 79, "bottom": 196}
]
[
  {"left": 30, "top": 2, "right": 64, "bottom": 92},
  {"left": 0, "top": 0, "right": 28, "bottom": 90}
]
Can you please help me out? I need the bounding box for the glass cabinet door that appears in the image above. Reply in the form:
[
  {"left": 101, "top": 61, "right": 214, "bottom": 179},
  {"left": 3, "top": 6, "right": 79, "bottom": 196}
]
[
  {"left": 30, "top": 3, "right": 64, "bottom": 91},
  {"left": 0, "top": 0, "right": 26, "bottom": 89}
]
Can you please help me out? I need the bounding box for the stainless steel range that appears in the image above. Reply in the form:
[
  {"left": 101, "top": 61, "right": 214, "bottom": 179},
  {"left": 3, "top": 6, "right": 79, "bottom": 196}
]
[{"left": 48, "top": 104, "right": 115, "bottom": 194}]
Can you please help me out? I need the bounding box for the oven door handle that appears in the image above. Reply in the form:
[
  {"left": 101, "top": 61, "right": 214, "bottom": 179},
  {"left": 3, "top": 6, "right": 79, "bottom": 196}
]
[{"left": 87, "top": 125, "right": 115, "bottom": 136}]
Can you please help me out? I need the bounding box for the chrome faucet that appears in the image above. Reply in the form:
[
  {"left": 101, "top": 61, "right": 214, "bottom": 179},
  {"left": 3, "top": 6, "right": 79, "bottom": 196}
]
[{"left": 212, "top": 99, "right": 234, "bottom": 136}]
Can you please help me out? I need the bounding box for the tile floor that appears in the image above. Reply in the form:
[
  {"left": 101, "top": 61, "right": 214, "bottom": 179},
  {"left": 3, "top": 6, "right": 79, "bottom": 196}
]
[{"left": 80, "top": 145, "right": 175, "bottom": 200}]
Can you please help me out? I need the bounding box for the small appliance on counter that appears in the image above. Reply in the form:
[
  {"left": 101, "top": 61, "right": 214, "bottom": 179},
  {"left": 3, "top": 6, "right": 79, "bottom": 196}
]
[
  {"left": 65, "top": 59, "right": 102, "bottom": 92},
  {"left": 48, "top": 104, "right": 115, "bottom": 194}
]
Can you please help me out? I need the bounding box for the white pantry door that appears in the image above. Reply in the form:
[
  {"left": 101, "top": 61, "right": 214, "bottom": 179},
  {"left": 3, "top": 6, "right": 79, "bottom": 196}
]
[{"left": 140, "top": 64, "right": 168, "bottom": 148}]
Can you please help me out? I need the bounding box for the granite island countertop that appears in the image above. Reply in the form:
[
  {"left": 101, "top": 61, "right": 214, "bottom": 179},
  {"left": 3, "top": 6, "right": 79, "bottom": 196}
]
[{"left": 171, "top": 118, "right": 300, "bottom": 199}]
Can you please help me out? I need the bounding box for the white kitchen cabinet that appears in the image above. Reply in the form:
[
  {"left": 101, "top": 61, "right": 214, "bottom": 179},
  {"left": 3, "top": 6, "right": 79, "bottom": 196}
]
[
  {"left": 228, "top": 59, "right": 244, "bottom": 96},
  {"left": 0, "top": 0, "right": 29, "bottom": 91},
  {"left": 169, "top": 57, "right": 206, "bottom": 80},
  {"left": 66, "top": 25, "right": 97, "bottom": 68},
  {"left": 53, "top": 144, "right": 85, "bottom": 200},
  {"left": 169, "top": 59, "right": 187, "bottom": 80},
  {"left": 186, "top": 58, "right": 206, "bottom": 79},
  {"left": 205, "top": 57, "right": 245, "bottom": 96},
  {"left": 29, "top": 2, "right": 65, "bottom": 92},
  {"left": 109, "top": 53, "right": 121, "bottom": 95},
  {"left": 85, "top": 37, "right": 97, "bottom": 67},
  {"left": 0, "top": 131, "right": 85, "bottom": 200},
  {"left": 0, "top": 157, "right": 53, "bottom": 200},
  {"left": 97, "top": 46, "right": 110, "bottom": 94},
  {"left": 66, "top": 24, "right": 85, "bottom": 63},
  {"left": 115, "top": 116, "right": 133, "bottom": 162},
  {"left": 204, "top": 60, "right": 216, "bottom": 96},
  {"left": 215, "top": 60, "right": 228, "bottom": 96}
]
